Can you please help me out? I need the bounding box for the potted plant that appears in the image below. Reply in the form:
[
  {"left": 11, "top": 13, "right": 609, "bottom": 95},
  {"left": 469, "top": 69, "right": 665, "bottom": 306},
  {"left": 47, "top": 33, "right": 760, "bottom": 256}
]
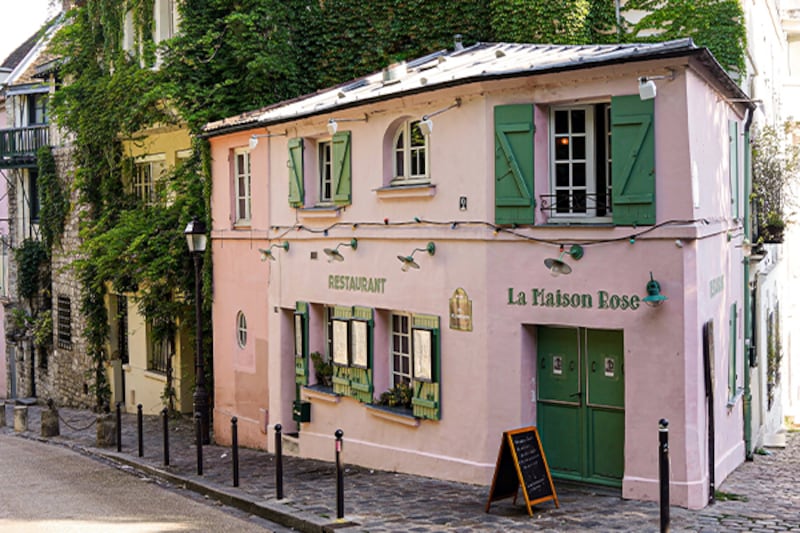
[
  {"left": 751, "top": 123, "right": 799, "bottom": 245},
  {"left": 310, "top": 351, "right": 333, "bottom": 388},
  {"left": 378, "top": 382, "right": 413, "bottom": 410}
]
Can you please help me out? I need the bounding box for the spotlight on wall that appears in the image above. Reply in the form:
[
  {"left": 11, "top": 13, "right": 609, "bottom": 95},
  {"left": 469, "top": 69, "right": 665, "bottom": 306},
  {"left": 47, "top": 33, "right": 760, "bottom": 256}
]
[
  {"left": 419, "top": 98, "right": 462, "bottom": 136},
  {"left": 642, "top": 272, "right": 668, "bottom": 307},
  {"left": 397, "top": 242, "right": 435, "bottom": 271},
  {"left": 323, "top": 238, "right": 358, "bottom": 262},
  {"left": 327, "top": 115, "right": 368, "bottom": 136},
  {"left": 259, "top": 241, "right": 290, "bottom": 261},
  {"left": 638, "top": 70, "right": 675, "bottom": 101},
  {"left": 249, "top": 130, "right": 287, "bottom": 149},
  {"left": 543, "top": 244, "right": 584, "bottom": 277}
]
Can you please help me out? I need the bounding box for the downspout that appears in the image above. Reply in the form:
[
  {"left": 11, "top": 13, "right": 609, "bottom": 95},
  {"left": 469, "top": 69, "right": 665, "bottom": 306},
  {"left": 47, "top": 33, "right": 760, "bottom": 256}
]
[{"left": 743, "top": 106, "right": 754, "bottom": 461}]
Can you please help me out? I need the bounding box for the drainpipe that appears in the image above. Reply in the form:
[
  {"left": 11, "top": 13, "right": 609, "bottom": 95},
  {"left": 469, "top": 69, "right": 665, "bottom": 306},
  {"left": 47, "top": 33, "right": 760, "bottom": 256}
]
[{"left": 742, "top": 106, "right": 754, "bottom": 461}]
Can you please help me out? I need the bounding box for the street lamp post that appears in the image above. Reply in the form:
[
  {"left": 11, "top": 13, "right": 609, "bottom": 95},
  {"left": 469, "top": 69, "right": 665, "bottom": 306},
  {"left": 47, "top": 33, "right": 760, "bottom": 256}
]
[{"left": 184, "top": 216, "right": 210, "bottom": 444}]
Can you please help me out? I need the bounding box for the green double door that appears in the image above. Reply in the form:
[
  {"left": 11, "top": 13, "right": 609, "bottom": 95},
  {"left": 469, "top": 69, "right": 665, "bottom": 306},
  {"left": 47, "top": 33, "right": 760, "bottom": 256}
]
[{"left": 537, "top": 327, "right": 625, "bottom": 487}]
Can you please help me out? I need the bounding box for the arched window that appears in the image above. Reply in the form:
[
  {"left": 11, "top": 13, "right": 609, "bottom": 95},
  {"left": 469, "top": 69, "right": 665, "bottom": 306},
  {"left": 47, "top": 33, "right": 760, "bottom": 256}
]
[
  {"left": 236, "top": 311, "right": 247, "bottom": 348},
  {"left": 392, "top": 120, "right": 429, "bottom": 184}
]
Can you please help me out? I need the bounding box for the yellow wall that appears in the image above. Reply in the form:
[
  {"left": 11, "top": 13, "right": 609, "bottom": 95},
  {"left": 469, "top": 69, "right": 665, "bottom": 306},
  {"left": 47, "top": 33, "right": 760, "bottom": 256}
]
[{"left": 106, "top": 126, "right": 195, "bottom": 414}]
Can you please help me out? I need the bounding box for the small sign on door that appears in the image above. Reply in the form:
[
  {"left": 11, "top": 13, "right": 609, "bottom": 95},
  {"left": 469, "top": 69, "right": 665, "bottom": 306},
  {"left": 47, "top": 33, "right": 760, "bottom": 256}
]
[
  {"left": 604, "top": 357, "right": 615, "bottom": 378},
  {"left": 552, "top": 356, "right": 563, "bottom": 375}
]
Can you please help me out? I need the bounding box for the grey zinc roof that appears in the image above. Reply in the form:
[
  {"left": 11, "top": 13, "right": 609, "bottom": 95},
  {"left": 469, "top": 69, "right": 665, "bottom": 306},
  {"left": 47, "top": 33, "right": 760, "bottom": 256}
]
[{"left": 204, "top": 38, "right": 749, "bottom": 135}]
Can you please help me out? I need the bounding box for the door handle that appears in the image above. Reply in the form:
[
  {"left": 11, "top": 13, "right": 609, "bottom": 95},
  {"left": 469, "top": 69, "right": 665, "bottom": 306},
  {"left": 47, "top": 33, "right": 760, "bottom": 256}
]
[
  {"left": 569, "top": 391, "right": 582, "bottom": 398},
  {"left": 540, "top": 357, "right": 546, "bottom": 369},
  {"left": 591, "top": 361, "right": 597, "bottom": 373}
]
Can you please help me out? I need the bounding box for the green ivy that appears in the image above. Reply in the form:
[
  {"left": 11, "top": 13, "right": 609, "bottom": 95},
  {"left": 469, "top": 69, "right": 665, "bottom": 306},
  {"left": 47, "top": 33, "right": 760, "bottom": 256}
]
[
  {"left": 15, "top": 239, "right": 49, "bottom": 303},
  {"left": 623, "top": 0, "right": 746, "bottom": 74},
  {"left": 37, "top": 146, "right": 68, "bottom": 252}
]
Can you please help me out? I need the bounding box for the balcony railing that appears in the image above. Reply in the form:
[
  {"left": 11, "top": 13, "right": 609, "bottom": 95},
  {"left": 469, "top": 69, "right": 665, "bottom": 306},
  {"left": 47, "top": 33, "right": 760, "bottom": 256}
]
[
  {"left": 0, "top": 125, "right": 49, "bottom": 167},
  {"left": 540, "top": 191, "right": 612, "bottom": 218}
]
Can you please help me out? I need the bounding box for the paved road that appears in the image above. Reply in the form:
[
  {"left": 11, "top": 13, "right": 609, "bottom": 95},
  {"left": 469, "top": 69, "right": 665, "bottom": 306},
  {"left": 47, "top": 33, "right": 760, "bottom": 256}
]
[{"left": 0, "top": 434, "right": 286, "bottom": 532}]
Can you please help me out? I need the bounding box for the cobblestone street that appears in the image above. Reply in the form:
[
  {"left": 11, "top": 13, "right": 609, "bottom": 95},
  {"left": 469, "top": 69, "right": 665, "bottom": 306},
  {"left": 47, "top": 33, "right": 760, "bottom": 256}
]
[{"left": 3, "top": 403, "right": 799, "bottom": 532}]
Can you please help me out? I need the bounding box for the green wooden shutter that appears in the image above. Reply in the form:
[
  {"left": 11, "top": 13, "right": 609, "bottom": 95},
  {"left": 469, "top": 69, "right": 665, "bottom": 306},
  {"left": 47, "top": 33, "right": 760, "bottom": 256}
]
[
  {"left": 729, "top": 120, "right": 739, "bottom": 218},
  {"left": 494, "top": 104, "right": 535, "bottom": 225},
  {"left": 729, "top": 302, "right": 737, "bottom": 400},
  {"left": 348, "top": 306, "right": 373, "bottom": 403},
  {"left": 332, "top": 131, "right": 352, "bottom": 206},
  {"left": 611, "top": 95, "right": 655, "bottom": 226},
  {"left": 411, "top": 314, "right": 441, "bottom": 420},
  {"left": 294, "top": 302, "right": 309, "bottom": 386},
  {"left": 288, "top": 137, "right": 304, "bottom": 207}
]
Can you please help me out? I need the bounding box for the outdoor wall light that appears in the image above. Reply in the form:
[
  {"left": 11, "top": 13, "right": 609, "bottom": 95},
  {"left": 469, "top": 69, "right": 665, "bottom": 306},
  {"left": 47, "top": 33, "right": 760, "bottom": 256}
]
[
  {"left": 397, "top": 242, "right": 436, "bottom": 271},
  {"left": 642, "top": 272, "right": 668, "bottom": 307},
  {"left": 323, "top": 238, "right": 358, "bottom": 262},
  {"left": 249, "top": 130, "right": 287, "bottom": 149},
  {"left": 259, "top": 241, "right": 290, "bottom": 261},
  {"left": 327, "top": 115, "right": 368, "bottom": 136},
  {"left": 419, "top": 98, "right": 462, "bottom": 136},
  {"left": 638, "top": 70, "right": 675, "bottom": 101},
  {"left": 543, "top": 244, "right": 584, "bottom": 277}
]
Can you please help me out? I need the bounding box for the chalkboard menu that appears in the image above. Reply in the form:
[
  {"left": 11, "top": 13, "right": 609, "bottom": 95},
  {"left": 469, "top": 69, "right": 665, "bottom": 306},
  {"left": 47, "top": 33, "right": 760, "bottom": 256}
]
[{"left": 485, "top": 427, "right": 559, "bottom": 517}]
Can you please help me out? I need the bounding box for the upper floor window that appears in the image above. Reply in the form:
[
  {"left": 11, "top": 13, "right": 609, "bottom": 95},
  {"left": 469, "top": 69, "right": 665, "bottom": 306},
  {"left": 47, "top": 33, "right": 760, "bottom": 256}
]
[
  {"left": 392, "top": 120, "right": 428, "bottom": 184},
  {"left": 237, "top": 311, "right": 247, "bottom": 348},
  {"left": 548, "top": 104, "right": 611, "bottom": 220},
  {"left": 27, "top": 94, "right": 47, "bottom": 125},
  {"left": 494, "top": 96, "right": 655, "bottom": 227},
  {"left": 318, "top": 140, "right": 333, "bottom": 203},
  {"left": 288, "top": 132, "right": 351, "bottom": 208},
  {"left": 155, "top": 0, "right": 179, "bottom": 44},
  {"left": 133, "top": 156, "right": 165, "bottom": 205},
  {"left": 234, "top": 148, "right": 251, "bottom": 224},
  {"left": 390, "top": 312, "right": 412, "bottom": 387}
]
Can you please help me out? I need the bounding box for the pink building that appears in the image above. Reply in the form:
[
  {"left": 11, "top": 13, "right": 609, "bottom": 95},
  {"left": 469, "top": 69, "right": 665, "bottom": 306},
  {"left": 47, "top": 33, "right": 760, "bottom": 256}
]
[{"left": 204, "top": 39, "right": 754, "bottom": 509}]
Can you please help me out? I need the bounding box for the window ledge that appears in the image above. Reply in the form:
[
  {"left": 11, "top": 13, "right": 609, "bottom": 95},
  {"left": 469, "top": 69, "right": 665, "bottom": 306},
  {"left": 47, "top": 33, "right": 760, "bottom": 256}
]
[
  {"left": 375, "top": 183, "right": 436, "bottom": 200},
  {"left": 303, "top": 385, "right": 340, "bottom": 404},
  {"left": 542, "top": 218, "right": 614, "bottom": 227},
  {"left": 298, "top": 206, "right": 342, "bottom": 220},
  {"left": 144, "top": 370, "right": 167, "bottom": 382},
  {"left": 365, "top": 404, "right": 419, "bottom": 427}
]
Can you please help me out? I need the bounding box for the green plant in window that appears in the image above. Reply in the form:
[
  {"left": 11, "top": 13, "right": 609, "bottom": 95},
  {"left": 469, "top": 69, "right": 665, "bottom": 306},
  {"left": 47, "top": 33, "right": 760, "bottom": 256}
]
[
  {"left": 752, "top": 123, "right": 799, "bottom": 244},
  {"left": 378, "top": 382, "right": 413, "bottom": 409},
  {"left": 310, "top": 351, "right": 333, "bottom": 388}
]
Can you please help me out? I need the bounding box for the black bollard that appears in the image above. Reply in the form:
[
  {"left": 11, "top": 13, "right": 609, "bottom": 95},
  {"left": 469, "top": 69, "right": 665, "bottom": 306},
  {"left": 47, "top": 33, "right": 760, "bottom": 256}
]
[
  {"left": 335, "top": 429, "right": 344, "bottom": 519},
  {"left": 162, "top": 408, "right": 170, "bottom": 466},
  {"left": 195, "top": 413, "right": 203, "bottom": 476},
  {"left": 232, "top": 417, "right": 239, "bottom": 487},
  {"left": 116, "top": 402, "right": 122, "bottom": 452},
  {"left": 275, "top": 424, "right": 284, "bottom": 500},
  {"left": 659, "top": 418, "right": 670, "bottom": 533},
  {"left": 137, "top": 404, "right": 144, "bottom": 457}
]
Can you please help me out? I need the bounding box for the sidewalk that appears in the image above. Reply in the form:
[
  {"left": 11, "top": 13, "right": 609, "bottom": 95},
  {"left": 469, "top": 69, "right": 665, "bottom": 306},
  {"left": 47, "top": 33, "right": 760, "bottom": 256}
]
[{"left": 2, "top": 402, "right": 799, "bottom": 532}]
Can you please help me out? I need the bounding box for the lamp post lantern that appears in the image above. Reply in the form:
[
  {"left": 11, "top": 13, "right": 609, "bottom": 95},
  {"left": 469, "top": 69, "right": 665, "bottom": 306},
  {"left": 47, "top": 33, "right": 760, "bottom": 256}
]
[{"left": 184, "top": 216, "right": 210, "bottom": 444}]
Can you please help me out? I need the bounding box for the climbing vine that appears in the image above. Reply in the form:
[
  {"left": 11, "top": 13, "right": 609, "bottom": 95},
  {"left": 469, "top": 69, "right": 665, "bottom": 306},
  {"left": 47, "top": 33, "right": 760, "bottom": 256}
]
[{"left": 37, "top": 146, "right": 68, "bottom": 252}]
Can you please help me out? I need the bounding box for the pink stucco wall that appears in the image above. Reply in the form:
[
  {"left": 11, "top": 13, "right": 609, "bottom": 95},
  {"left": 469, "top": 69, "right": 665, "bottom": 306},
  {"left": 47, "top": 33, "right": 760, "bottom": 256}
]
[{"left": 208, "top": 57, "right": 749, "bottom": 509}]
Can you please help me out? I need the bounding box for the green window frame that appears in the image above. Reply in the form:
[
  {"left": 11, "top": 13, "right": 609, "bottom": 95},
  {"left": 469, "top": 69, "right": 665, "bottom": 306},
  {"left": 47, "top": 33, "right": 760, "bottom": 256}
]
[
  {"left": 410, "top": 314, "right": 441, "bottom": 420},
  {"left": 294, "top": 302, "right": 309, "bottom": 386},
  {"left": 289, "top": 133, "right": 352, "bottom": 208},
  {"left": 331, "top": 305, "right": 373, "bottom": 403},
  {"left": 494, "top": 104, "right": 535, "bottom": 225}
]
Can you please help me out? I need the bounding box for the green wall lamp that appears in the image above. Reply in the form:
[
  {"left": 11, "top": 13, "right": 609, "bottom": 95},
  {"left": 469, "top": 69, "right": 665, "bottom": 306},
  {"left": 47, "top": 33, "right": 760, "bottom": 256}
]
[
  {"left": 259, "top": 241, "right": 290, "bottom": 261},
  {"left": 643, "top": 272, "right": 668, "bottom": 307},
  {"left": 398, "top": 242, "right": 435, "bottom": 271},
  {"left": 324, "top": 238, "right": 358, "bottom": 262},
  {"left": 544, "top": 244, "right": 584, "bottom": 276}
]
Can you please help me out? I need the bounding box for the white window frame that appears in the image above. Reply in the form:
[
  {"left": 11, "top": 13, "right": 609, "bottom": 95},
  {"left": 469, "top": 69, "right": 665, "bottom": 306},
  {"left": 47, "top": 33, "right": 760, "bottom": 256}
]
[
  {"left": 154, "top": 0, "right": 178, "bottom": 44},
  {"left": 133, "top": 155, "right": 165, "bottom": 205},
  {"left": 318, "top": 140, "right": 333, "bottom": 203},
  {"left": 234, "top": 148, "right": 252, "bottom": 224},
  {"left": 236, "top": 311, "right": 247, "bottom": 348},
  {"left": 392, "top": 120, "right": 429, "bottom": 185},
  {"left": 548, "top": 104, "right": 612, "bottom": 221},
  {"left": 390, "top": 312, "right": 412, "bottom": 386}
]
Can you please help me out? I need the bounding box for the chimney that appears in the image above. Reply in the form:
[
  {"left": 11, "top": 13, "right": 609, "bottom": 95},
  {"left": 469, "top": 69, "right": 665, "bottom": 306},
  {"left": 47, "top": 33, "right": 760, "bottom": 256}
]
[{"left": 454, "top": 34, "right": 464, "bottom": 51}]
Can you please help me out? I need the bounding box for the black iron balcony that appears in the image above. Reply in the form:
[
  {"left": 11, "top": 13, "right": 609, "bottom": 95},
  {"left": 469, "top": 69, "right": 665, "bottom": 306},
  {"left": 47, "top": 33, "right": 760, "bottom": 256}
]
[
  {"left": 540, "top": 191, "right": 612, "bottom": 217},
  {"left": 0, "top": 125, "right": 50, "bottom": 168}
]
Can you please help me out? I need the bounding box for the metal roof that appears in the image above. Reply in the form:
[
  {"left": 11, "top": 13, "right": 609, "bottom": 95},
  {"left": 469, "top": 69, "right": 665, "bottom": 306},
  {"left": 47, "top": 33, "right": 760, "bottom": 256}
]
[{"left": 204, "top": 39, "right": 750, "bottom": 136}]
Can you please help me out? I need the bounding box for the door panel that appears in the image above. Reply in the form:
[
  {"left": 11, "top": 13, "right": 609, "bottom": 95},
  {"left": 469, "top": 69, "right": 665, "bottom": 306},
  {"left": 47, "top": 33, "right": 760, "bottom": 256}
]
[
  {"left": 586, "top": 329, "right": 624, "bottom": 408},
  {"left": 538, "top": 402, "right": 582, "bottom": 478},
  {"left": 537, "top": 326, "right": 624, "bottom": 487},
  {"left": 538, "top": 327, "right": 580, "bottom": 404}
]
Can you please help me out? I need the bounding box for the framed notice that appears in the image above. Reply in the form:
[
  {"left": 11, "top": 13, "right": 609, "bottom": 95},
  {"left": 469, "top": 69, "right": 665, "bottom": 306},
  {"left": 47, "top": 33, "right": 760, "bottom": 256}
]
[
  {"left": 294, "top": 314, "right": 304, "bottom": 357},
  {"left": 351, "top": 320, "right": 368, "bottom": 369},
  {"left": 413, "top": 328, "right": 433, "bottom": 382},
  {"left": 332, "top": 319, "right": 349, "bottom": 366}
]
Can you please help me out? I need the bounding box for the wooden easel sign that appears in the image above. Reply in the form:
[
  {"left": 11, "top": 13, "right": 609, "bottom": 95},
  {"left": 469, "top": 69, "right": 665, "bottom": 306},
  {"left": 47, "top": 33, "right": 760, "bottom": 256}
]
[{"left": 485, "top": 426, "right": 559, "bottom": 517}]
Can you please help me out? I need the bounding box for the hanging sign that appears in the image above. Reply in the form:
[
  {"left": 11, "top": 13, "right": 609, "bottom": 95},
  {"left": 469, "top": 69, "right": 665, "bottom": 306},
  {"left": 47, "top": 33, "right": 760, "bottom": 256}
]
[{"left": 485, "top": 426, "right": 559, "bottom": 517}]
